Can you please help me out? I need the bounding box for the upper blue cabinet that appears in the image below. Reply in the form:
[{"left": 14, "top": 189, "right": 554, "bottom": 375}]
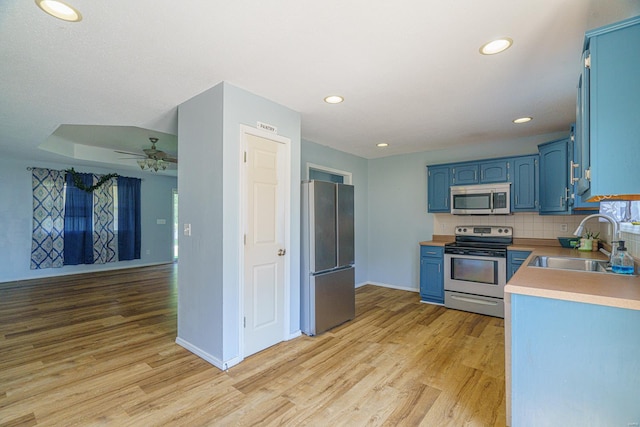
[
  {"left": 452, "top": 164, "right": 479, "bottom": 185},
  {"left": 427, "top": 165, "right": 451, "bottom": 212},
  {"left": 538, "top": 138, "right": 570, "bottom": 214},
  {"left": 575, "top": 16, "right": 640, "bottom": 200},
  {"left": 480, "top": 159, "right": 510, "bottom": 183}
]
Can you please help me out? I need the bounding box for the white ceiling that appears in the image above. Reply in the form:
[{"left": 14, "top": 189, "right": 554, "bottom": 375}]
[{"left": 1, "top": 0, "right": 639, "bottom": 172}]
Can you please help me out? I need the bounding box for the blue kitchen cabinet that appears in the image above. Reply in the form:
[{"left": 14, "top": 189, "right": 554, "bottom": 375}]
[
  {"left": 452, "top": 164, "right": 478, "bottom": 185},
  {"left": 538, "top": 138, "right": 570, "bottom": 214},
  {"left": 506, "top": 250, "right": 532, "bottom": 282},
  {"left": 511, "top": 156, "right": 538, "bottom": 212},
  {"left": 451, "top": 160, "right": 509, "bottom": 185},
  {"left": 576, "top": 16, "right": 640, "bottom": 200},
  {"left": 419, "top": 245, "right": 444, "bottom": 304},
  {"left": 569, "top": 124, "right": 599, "bottom": 211},
  {"left": 510, "top": 294, "right": 640, "bottom": 425},
  {"left": 427, "top": 165, "right": 451, "bottom": 212},
  {"left": 480, "top": 159, "right": 509, "bottom": 183}
]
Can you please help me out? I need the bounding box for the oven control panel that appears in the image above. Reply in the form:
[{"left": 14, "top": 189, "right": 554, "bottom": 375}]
[{"left": 455, "top": 226, "right": 512, "bottom": 237}]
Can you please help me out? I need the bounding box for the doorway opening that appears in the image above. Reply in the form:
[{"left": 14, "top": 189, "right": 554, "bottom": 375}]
[{"left": 306, "top": 163, "right": 352, "bottom": 185}]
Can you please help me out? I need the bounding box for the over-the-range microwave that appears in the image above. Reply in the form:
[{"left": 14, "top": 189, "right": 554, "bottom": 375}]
[{"left": 450, "top": 183, "right": 511, "bottom": 215}]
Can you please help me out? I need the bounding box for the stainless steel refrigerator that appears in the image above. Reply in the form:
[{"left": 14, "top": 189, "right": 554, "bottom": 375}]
[{"left": 301, "top": 180, "right": 355, "bottom": 336}]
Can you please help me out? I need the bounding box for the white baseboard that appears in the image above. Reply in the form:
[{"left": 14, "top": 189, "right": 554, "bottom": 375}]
[
  {"left": 1, "top": 261, "right": 173, "bottom": 284},
  {"left": 287, "top": 330, "right": 302, "bottom": 340},
  {"left": 175, "top": 337, "right": 242, "bottom": 371},
  {"left": 361, "top": 281, "right": 420, "bottom": 293}
]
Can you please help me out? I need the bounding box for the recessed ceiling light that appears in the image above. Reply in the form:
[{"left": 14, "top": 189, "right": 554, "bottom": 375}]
[
  {"left": 376, "top": 143, "right": 389, "bottom": 148},
  {"left": 324, "top": 95, "right": 344, "bottom": 104},
  {"left": 513, "top": 117, "right": 533, "bottom": 124},
  {"left": 35, "top": 0, "right": 82, "bottom": 22},
  {"left": 479, "top": 38, "right": 513, "bottom": 55}
]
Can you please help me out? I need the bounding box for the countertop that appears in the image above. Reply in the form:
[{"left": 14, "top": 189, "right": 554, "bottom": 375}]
[
  {"left": 505, "top": 246, "right": 640, "bottom": 311},
  {"left": 419, "top": 237, "right": 640, "bottom": 311}
]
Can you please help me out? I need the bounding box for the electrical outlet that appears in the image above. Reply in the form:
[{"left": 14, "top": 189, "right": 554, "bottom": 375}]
[{"left": 560, "top": 224, "right": 568, "bottom": 232}]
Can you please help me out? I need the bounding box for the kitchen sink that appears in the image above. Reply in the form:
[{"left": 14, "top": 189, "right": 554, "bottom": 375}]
[{"left": 527, "top": 256, "right": 609, "bottom": 273}]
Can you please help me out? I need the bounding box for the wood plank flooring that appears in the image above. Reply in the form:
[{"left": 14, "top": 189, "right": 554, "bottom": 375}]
[{"left": 0, "top": 264, "right": 506, "bottom": 426}]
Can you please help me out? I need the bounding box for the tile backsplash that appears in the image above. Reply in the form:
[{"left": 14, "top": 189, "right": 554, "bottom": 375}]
[
  {"left": 621, "top": 232, "right": 640, "bottom": 259},
  {"left": 434, "top": 213, "right": 640, "bottom": 259},
  {"left": 433, "top": 213, "right": 590, "bottom": 239}
]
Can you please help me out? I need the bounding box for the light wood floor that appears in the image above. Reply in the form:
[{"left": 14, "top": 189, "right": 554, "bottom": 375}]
[{"left": 0, "top": 264, "right": 506, "bottom": 426}]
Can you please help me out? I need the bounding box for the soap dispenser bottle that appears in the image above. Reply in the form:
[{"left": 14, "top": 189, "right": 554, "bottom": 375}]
[{"left": 611, "top": 241, "right": 635, "bottom": 275}]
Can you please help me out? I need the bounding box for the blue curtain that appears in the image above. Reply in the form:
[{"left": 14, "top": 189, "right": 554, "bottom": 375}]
[
  {"left": 118, "top": 176, "right": 141, "bottom": 260},
  {"left": 64, "top": 172, "right": 94, "bottom": 265}
]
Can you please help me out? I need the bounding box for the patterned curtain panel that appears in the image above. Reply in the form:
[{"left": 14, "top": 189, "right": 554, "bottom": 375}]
[
  {"left": 31, "top": 168, "right": 65, "bottom": 269},
  {"left": 93, "top": 176, "right": 117, "bottom": 264}
]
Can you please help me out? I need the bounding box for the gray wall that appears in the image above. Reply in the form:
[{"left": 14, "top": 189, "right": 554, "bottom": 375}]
[
  {"left": 0, "top": 156, "right": 177, "bottom": 283},
  {"left": 177, "top": 82, "right": 301, "bottom": 366},
  {"left": 300, "top": 139, "right": 369, "bottom": 285}
]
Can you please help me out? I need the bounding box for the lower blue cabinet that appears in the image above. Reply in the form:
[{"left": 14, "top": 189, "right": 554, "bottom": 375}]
[
  {"left": 420, "top": 245, "right": 444, "bottom": 304},
  {"left": 507, "top": 250, "right": 532, "bottom": 281}
]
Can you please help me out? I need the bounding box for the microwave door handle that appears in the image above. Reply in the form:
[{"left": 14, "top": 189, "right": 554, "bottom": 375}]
[{"left": 490, "top": 190, "right": 494, "bottom": 212}]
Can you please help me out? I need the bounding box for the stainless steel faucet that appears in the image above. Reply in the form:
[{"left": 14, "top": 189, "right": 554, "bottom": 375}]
[{"left": 573, "top": 213, "right": 620, "bottom": 261}]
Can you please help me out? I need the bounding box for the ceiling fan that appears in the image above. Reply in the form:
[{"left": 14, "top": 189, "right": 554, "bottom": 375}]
[{"left": 116, "top": 137, "right": 177, "bottom": 171}]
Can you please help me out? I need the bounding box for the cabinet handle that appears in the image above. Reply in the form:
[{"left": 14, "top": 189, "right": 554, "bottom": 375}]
[
  {"left": 426, "top": 251, "right": 437, "bottom": 255},
  {"left": 438, "top": 264, "right": 441, "bottom": 273},
  {"left": 560, "top": 196, "right": 564, "bottom": 207}
]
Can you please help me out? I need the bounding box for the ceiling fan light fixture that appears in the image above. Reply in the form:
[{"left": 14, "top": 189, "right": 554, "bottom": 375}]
[
  {"left": 479, "top": 38, "right": 513, "bottom": 55},
  {"left": 137, "top": 159, "right": 146, "bottom": 170},
  {"left": 35, "top": 0, "right": 82, "bottom": 22}
]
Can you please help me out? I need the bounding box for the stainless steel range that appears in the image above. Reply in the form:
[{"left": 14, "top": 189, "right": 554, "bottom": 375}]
[{"left": 444, "top": 226, "right": 512, "bottom": 318}]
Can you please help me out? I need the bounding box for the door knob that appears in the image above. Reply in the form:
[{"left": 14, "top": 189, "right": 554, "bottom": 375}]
[{"left": 278, "top": 249, "right": 286, "bottom": 256}]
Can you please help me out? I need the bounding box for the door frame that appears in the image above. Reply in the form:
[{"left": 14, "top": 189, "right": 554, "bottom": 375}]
[
  {"left": 238, "top": 124, "right": 291, "bottom": 361},
  {"left": 306, "top": 162, "right": 352, "bottom": 184}
]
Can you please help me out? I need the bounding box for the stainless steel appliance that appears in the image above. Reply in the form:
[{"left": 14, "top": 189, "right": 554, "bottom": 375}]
[
  {"left": 301, "top": 180, "right": 355, "bottom": 335},
  {"left": 444, "top": 226, "right": 512, "bottom": 318},
  {"left": 450, "top": 183, "right": 511, "bottom": 215}
]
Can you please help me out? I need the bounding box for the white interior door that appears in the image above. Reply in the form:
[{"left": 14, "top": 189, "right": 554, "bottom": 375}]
[{"left": 243, "top": 132, "right": 287, "bottom": 357}]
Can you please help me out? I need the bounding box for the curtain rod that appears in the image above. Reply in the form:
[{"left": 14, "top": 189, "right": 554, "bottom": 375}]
[{"left": 26, "top": 167, "right": 145, "bottom": 180}]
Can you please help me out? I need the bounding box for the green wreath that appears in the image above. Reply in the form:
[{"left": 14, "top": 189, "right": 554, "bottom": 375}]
[{"left": 66, "top": 168, "right": 119, "bottom": 193}]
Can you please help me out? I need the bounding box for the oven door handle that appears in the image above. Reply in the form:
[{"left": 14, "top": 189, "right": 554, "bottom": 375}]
[
  {"left": 490, "top": 190, "right": 494, "bottom": 213},
  {"left": 450, "top": 295, "right": 499, "bottom": 306}
]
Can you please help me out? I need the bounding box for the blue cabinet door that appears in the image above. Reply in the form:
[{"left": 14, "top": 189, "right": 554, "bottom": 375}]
[
  {"left": 427, "top": 166, "right": 451, "bottom": 212},
  {"left": 512, "top": 156, "right": 538, "bottom": 212},
  {"left": 420, "top": 246, "right": 444, "bottom": 304},
  {"left": 507, "top": 250, "right": 532, "bottom": 281},
  {"left": 539, "top": 139, "right": 569, "bottom": 214},
  {"left": 452, "top": 164, "right": 478, "bottom": 185},
  {"left": 575, "top": 59, "right": 591, "bottom": 196},
  {"left": 569, "top": 124, "right": 599, "bottom": 211},
  {"left": 582, "top": 17, "right": 640, "bottom": 200},
  {"left": 480, "top": 160, "right": 509, "bottom": 183}
]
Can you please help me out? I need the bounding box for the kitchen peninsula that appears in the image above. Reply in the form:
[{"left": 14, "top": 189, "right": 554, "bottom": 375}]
[{"left": 505, "top": 246, "right": 640, "bottom": 426}]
